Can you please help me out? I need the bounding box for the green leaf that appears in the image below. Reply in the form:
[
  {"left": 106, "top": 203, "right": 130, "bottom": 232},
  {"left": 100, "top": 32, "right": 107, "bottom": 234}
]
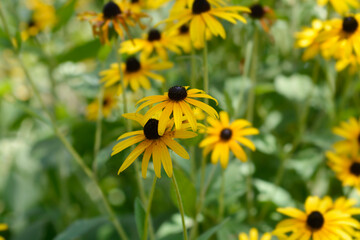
[
  {"left": 170, "top": 169, "right": 197, "bottom": 218},
  {"left": 275, "top": 74, "right": 313, "bottom": 102},
  {"left": 54, "top": 217, "right": 107, "bottom": 240},
  {"left": 57, "top": 39, "right": 101, "bottom": 63},
  {"left": 53, "top": 0, "right": 78, "bottom": 32},
  {"left": 135, "top": 197, "right": 146, "bottom": 239},
  {"left": 98, "top": 44, "right": 112, "bottom": 61},
  {"left": 197, "top": 218, "right": 229, "bottom": 240}
]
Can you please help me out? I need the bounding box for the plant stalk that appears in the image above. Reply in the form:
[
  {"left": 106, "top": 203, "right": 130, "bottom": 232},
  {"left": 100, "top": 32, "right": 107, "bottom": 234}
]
[{"left": 172, "top": 174, "right": 188, "bottom": 240}]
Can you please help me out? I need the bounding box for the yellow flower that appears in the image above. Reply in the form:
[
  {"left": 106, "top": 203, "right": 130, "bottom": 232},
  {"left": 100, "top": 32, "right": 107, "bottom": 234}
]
[
  {"left": 319, "top": 15, "right": 360, "bottom": 60},
  {"left": 111, "top": 113, "right": 197, "bottom": 178},
  {"left": 167, "top": 25, "right": 193, "bottom": 53},
  {"left": 273, "top": 196, "right": 360, "bottom": 240},
  {"left": 295, "top": 19, "right": 326, "bottom": 61},
  {"left": 0, "top": 224, "right": 8, "bottom": 240},
  {"left": 238, "top": 228, "right": 272, "bottom": 240},
  {"left": 136, "top": 86, "right": 218, "bottom": 135},
  {"left": 78, "top": 1, "right": 147, "bottom": 44},
  {"left": 21, "top": 0, "right": 56, "bottom": 41},
  {"left": 100, "top": 55, "right": 173, "bottom": 94},
  {"left": 199, "top": 111, "right": 259, "bottom": 168},
  {"left": 160, "top": 0, "right": 249, "bottom": 47},
  {"left": 119, "top": 28, "right": 182, "bottom": 60},
  {"left": 317, "top": 0, "right": 359, "bottom": 15},
  {"left": 326, "top": 151, "right": 360, "bottom": 191},
  {"left": 332, "top": 197, "right": 360, "bottom": 216},
  {"left": 86, "top": 88, "right": 118, "bottom": 121},
  {"left": 332, "top": 117, "right": 360, "bottom": 155}
]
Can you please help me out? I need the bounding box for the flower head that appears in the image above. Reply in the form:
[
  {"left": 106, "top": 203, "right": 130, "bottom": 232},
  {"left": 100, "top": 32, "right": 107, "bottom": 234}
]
[
  {"left": 100, "top": 55, "right": 173, "bottom": 94},
  {"left": 119, "top": 28, "right": 182, "bottom": 60},
  {"left": 238, "top": 228, "right": 272, "bottom": 240},
  {"left": 332, "top": 117, "right": 360, "bottom": 156},
  {"left": 274, "top": 196, "right": 360, "bottom": 239},
  {"left": 248, "top": 3, "right": 275, "bottom": 33},
  {"left": 317, "top": 0, "right": 359, "bottom": 15},
  {"left": 160, "top": 0, "right": 250, "bottom": 47},
  {"left": 111, "top": 113, "right": 197, "bottom": 178},
  {"left": 21, "top": 0, "right": 56, "bottom": 41},
  {"left": 86, "top": 88, "right": 118, "bottom": 121},
  {"left": 199, "top": 111, "right": 259, "bottom": 168},
  {"left": 136, "top": 86, "right": 218, "bottom": 136},
  {"left": 78, "top": 1, "right": 147, "bottom": 44},
  {"left": 327, "top": 151, "right": 360, "bottom": 191}
]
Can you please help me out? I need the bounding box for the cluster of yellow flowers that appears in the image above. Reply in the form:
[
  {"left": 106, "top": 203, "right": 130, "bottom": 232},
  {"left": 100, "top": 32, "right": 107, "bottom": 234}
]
[{"left": 296, "top": 0, "right": 360, "bottom": 72}]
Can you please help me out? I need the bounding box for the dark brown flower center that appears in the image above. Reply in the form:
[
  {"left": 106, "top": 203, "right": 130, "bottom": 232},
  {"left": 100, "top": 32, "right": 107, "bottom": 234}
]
[
  {"left": 103, "top": 1, "right": 122, "bottom": 19},
  {"left": 342, "top": 17, "right": 358, "bottom": 33},
  {"left": 220, "top": 128, "right": 232, "bottom": 141},
  {"left": 168, "top": 86, "right": 187, "bottom": 101},
  {"left": 28, "top": 20, "right": 36, "bottom": 27},
  {"left": 250, "top": 4, "right": 265, "bottom": 19},
  {"left": 306, "top": 211, "right": 324, "bottom": 230},
  {"left": 350, "top": 162, "right": 360, "bottom": 176},
  {"left": 179, "top": 25, "right": 189, "bottom": 34},
  {"left": 125, "top": 57, "right": 141, "bottom": 73},
  {"left": 192, "top": 0, "right": 211, "bottom": 14},
  {"left": 144, "top": 119, "right": 161, "bottom": 139},
  {"left": 147, "top": 29, "right": 161, "bottom": 41},
  {"left": 103, "top": 98, "right": 110, "bottom": 106}
]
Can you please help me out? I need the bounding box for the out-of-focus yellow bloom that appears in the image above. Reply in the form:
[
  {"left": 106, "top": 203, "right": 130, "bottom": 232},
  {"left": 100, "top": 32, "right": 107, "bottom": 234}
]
[
  {"left": 119, "top": 28, "right": 182, "bottom": 60},
  {"left": 332, "top": 117, "right": 360, "bottom": 156},
  {"left": 78, "top": 1, "right": 147, "bottom": 44},
  {"left": 274, "top": 196, "right": 360, "bottom": 240},
  {"left": 248, "top": 4, "right": 276, "bottom": 33},
  {"left": 100, "top": 55, "right": 173, "bottom": 94},
  {"left": 238, "top": 228, "right": 272, "bottom": 240},
  {"left": 317, "top": 0, "right": 359, "bottom": 15},
  {"left": 200, "top": 111, "right": 259, "bottom": 168},
  {"left": 86, "top": 88, "right": 118, "bottom": 120},
  {"left": 21, "top": 0, "right": 57, "bottom": 41},
  {"left": 120, "top": 0, "right": 170, "bottom": 13},
  {"left": 160, "top": 0, "right": 249, "bottom": 48},
  {"left": 0, "top": 224, "right": 8, "bottom": 240}
]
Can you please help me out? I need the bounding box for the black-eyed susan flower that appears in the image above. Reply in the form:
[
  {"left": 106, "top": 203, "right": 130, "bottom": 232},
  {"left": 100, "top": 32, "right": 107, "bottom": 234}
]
[
  {"left": 119, "top": 28, "right": 181, "bottom": 60},
  {"left": 21, "top": 0, "right": 56, "bottom": 41},
  {"left": 327, "top": 151, "right": 360, "bottom": 191},
  {"left": 136, "top": 86, "right": 218, "bottom": 135},
  {"left": 0, "top": 224, "right": 7, "bottom": 240},
  {"left": 100, "top": 55, "right": 173, "bottom": 94},
  {"left": 332, "top": 117, "right": 360, "bottom": 155},
  {"left": 86, "top": 88, "right": 118, "bottom": 121},
  {"left": 111, "top": 113, "right": 197, "bottom": 178},
  {"left": 168, "top": 25, "right": 192, "bottom": 53},
  {"left": 248, "top": 4, "right": 275, "bottom": 33},
  {"left": 273, "top": 196, "right": 360, "bottom": 240},
  {"left": 78, "top": 1, "right": 147, "bottom": 44},
  {"left": 160, "top": 0, "right": 250, "bottom": 47},
  {"left": 238, "top": 228, "right": 272, "bottom": 240},
  {"left": 199, "top": 111, "right": 259, "bottom": 168},
  {"left": 317, "top": 0, "right": 359, "bottom": 15},
  {"left": 319, "top": 15, "right": 360, "bottom": 61}
]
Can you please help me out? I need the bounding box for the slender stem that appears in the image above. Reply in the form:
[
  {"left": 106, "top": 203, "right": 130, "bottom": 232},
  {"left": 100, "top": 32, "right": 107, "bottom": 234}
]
[
  {"left": 93, "top": 86, "right": 104, "bottom": 175},
  {"left": 18, "top": 57, "right": 128, "bottom": 240},
  {"left": 115, "top": 41, "right": 128, "bottom": 117},
  {"left": 245, "top": 28, "right": 259, "bottom": 222},
  {"left": 0, "top": 2, "right": 10, "bottom": 38},
  {"left": 143, "top": 176, "right": 157, "bottom": 240},
  {"left": 189, "top": 164, "right": 217, "bottom": 240},
  {"left": 172, "top": 175, "right": 188, "bottom": 240},
  {"left": 218, "top": 169, "right": 225, "bottom": 220},
  {"left": 190, "top": 45, "right": 197, "bottom": 88},
  {"left": 203, "top": 40, "right": 209, "bottom": 104}
]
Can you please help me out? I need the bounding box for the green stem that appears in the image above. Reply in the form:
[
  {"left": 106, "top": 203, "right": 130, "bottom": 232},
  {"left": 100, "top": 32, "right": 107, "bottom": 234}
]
[
  {"left": 0, "top": 2, "right": 10, "bottom": 38},
  {"left": 203, "top": 39, "right": 209, "bottom": 104},
  {"left": 190, "top": 45, "right": 197, "bottom": 88},
  {"left": 189, "top": 164, "right": 217, "bottom": 240},
  {"left": 172, "top": 174, "right": 188, "bottom": 240},
  {"left": 18, "top": 57, "right": 128, "bottom": 240},
  {"left": 143, "top": 176, "right": 157, "bottom": 240},
  {"left": 245, "top": 28, "right": 259, "bottom": 222},
  {"left": 92, "top": 86, "right": 104, "bottom": 175},
  {"left": 218, "top": 169, "right": 225, "bottom": 220}
]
